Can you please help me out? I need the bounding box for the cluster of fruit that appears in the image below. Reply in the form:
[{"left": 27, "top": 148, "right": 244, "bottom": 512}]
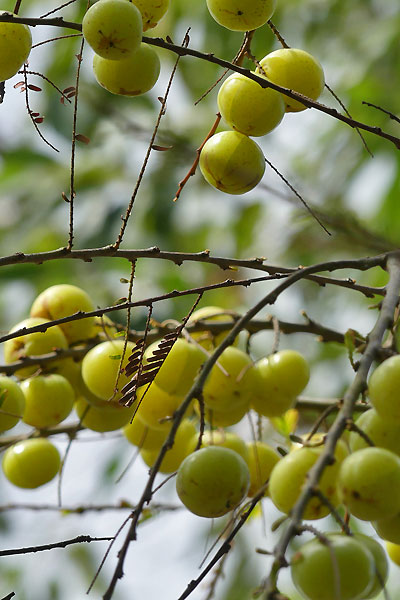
[
  {"left": 0, "top": 290, "right": 309, "bottom": 496},
  {"left": 199, "top": 1, "right": 325, "bottom": 194},
  {"left": 0, "top": 12, "right": 32, "bottom": 82},
  {"left": 266, "top": 352, "right": 400, "bottom": 599},
  {"left": 82, "top": 0, "right": 168, "bottom": 96},
  {"left": 3, "top": 284, "right": 400, "bottom": 598}
]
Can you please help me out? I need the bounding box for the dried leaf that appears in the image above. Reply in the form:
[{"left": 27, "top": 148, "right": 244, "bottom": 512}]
[
  {"left": 75, "top": 133, "right": 90, "bottom": 144},
  {"left": 151, "top": 144, "right": 173, "bottom": 152},
  {"left": 28, "top": 84, "right": 42, "bottom": 92}
]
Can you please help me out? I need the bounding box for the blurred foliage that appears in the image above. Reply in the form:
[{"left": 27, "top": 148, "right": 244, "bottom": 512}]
[{"left": 0, "top": 0, "right": 399, "bottom": 598}]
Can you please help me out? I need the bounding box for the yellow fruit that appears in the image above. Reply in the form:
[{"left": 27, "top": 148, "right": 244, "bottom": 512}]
[
  {"left": 0, "top": 12, "right": 32, "bottom": 81},
  {"left": 258, "top": 48, "right": 325, "bottom": 112},
  {"left": 199, "top": 131, "right": 265, "bottom": 195}
]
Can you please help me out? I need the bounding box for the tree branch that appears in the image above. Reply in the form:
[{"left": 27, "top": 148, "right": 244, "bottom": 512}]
[
  {"left": 263, "top": 250, "right": 400, "bottom": 598},
  {"left": 0, "top": 13, "right": 398, "bottom": 148}
]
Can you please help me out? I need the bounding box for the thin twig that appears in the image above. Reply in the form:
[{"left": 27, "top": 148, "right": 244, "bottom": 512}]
[
  {"left": 113, "top": 30, "right": 189, "bottom": 248},
  {"left": 67, "top": 37, "right": 85, "bottom": 250},
  {"left": 0, "top": 535, "right": 114, "bottom": 557}
]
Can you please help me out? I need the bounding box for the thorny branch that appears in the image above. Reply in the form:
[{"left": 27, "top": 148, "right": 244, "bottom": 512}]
[
  {"left": 262, "top": 251, "right": 400, "bottom": 598},
  {"left": 101, "top": 252, "right": 389, "bottom": 599}
]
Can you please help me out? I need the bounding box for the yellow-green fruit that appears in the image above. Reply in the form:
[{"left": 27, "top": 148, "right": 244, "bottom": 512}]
[
  {"left": 203, "top": 346, "right": 257, "bottom": 412},
  {"left": 349, "top": 408, "right": 400, "bottom": 456},
  {"left": 353, "top": 533, "right": 388, "bottom": 599},
  {"left": 81, "top": 339, "right": 135, "bottom": 401},
  {"left": 199, "top": 430, "right": 249, "bottom": 462},
  {"left": 269, "top": 444, "right": 343, "bottom": 519},
  {"left": 291, "top": 533, "right": 375, "bottom": 600},
  {"left": 176, "top": 446, "right": 250, "bottom": 517},
  {"left": 386, "top": 541, "right": 400, "bottom": 567},
  {"left": 218, "top": 72, "right": 285, "bottom": 137},
  {"left": 0, "top": 12, "right": 32, "bottom": 81},
  {"left": 30, "top": 284, "right": 95, "bottom": 344},
  {"left": 135, "top": 382, "right": 190, "bottom": 431},
  {"left": 130, "top": 0, "right": 169, "bottom": 30},
  {"left": 140, "top": 419, "right": 197, "bottom": 473},
  {"left": 0, "top": 376, "right": 25, "bottom": 432},
  {"left": 200, "top": 401, "right": 249, "bottom": 427},
  {"left": 21, "top": 374, "right": 75, "bottom": 429},
  {"left": 373, "top": 512, "right": 400, "bottom": 544},
  {"left": 246, "top": 441, "right": 280, "bottom": 497},
  {"left": 2, "top": 438, "right": 60, "bottom": 489},
  {"left": 82, "top": 0, "right": 142, "bottom": 60},
  {"left": 206, "top": 0, "right": 276, "bottom": 32},
  {"left": 368, "top": 355, "right": 400, "bottom": 422},
  {"left": 251, "top": 350, "right": 310, "bottom": 418},
  {"left": 144, "top": 338, "right": 206, "bottom": 396},
  {"left": 4, "top": 317, "right": 69, "bottom": 379},
  {"left": 199, "top": 131, "right": 265, "bottom": 195},
  {"left": 90, "top": 315, "right": 118, "bottom": 341},
  {"left": 93, "top": 43, "right": 160, "bottom": 96},
  {"left": 259, "top": 48, "right": 325, "bottom": 112},
  {"left": 187, "top": 306, "right": 238, "bottom": 350},
  {"left": 337, "top": 447, "right": 400, "bottom": 521},
  {"left": 75, "top": 396, "right": 136, "bottom": 432},
  {"left": 123, "top": 416, "right": 169, "bottom": 450}
]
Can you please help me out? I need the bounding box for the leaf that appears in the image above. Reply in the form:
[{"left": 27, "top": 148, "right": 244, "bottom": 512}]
[
  {"left": 75, "top": 133, "right": 90, "bottom": 144},
  {"left": 344, "top": 328, "right": 364, "bottom": 370},
  {"left": 151, "top": 144, "right": 173, "bottom": 151},
  {"left": 270, "top": 409, "right": 299, "bottom": 439}
]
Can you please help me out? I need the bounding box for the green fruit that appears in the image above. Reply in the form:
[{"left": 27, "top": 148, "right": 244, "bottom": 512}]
[
  {"left": 30, "top": 284, "right": 95, "bottom": 344},
  {"left": 123, "top": 416, "right": 169, "bottom": 450},
  {"left": 140, "top": 419, "right": 197, "bottom": 474},
  {"left": 2, "top": 438, "right": 60, "bottom": 489},
  {"left": 176, "top": 446, "right": 250, "bottom": 517},
  {"left": 144, "top": 338, "right": 206, "bottom": 396},
  {"left": 135, "top": 382, "right": 191, "bottom": 431},
  {"left": 93, "top": 43, "right": 160, "bottom": 96},
  {"left": 258, "top": 48, "right": 325, "bottom": 112},
  {"left": 353, "top": 533, "right": 388, "bottom": 599},
  {"left": 368, "top": 355, "right": 400, "bottom": 421},
  {"left": 199, "top": 131, "right": 265, "bottom": 195},
  {"left": 337, "top": 447, "right": 400, "bottom": 521},
  {"left": 199, "top": 430, "right": 249, "bottom": 462},
  {"left": 0, "top": 12, "right": 32, "bottom": 81},
  {"left": 291, "top": 533, "right": 375, "bottom": 600},
  {"left": 217, "top": 72, "right": 285, "bottom": 137},
  {"left": 349, "top": 408, "right": 400, "bottom": 456},
  {"left": 130, "top": 0, "right": 169, "bottom": 30},
  {"left": 4, "top": 317, "right": 69, "bottom": 379},
  {"left": 251, "top": 350, "right": 310, "bottom": 418},
  {"left": 269, "top": 443, "right": 344, "bottom": 519},
  {"left": 21, "top": 374, "right": 75, "bottom": 429},
  {"left": 81, "top": 339, "right": 135, "bottom": 401},
  {"left": 246, "top": 441, "right": 280, "bottom": 497},
  {"left": 0, "top": 376, "right": 25, "bottom": 432},
  {"left": 187, "top": 305, "right": 237, "bottom": 350},
  {"left": 199, "top": 401, "right": 249, "bottom": 427},
  {"left": 373, "top": 512, "right": 400, "bottom": 544},
  {"left": 82, "top": 0, "right": 142, "bottom": 60},
  {"left": 203, "top": 346, "right": 257, "bottom": 412},
  {"left": 206, "top": 0, "right": 276, "bottom": 32},
  {"left": 75, "top": 396, "right": 136, "bottom": 432}
]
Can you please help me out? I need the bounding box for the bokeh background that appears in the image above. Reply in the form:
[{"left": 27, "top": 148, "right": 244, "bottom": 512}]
[{"left": 0, "top": 0, "right": 399, "bottom": 598}]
